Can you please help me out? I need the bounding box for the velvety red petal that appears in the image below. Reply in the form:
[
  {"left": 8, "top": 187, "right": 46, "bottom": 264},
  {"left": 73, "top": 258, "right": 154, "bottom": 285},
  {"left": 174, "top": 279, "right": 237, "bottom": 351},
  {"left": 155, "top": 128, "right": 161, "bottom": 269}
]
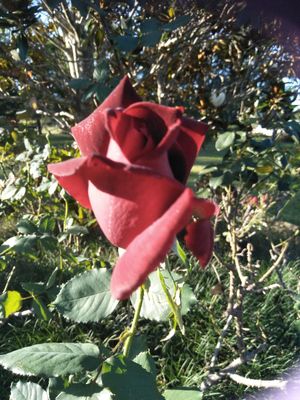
[
  {"left": 47, "top": 157, "right": 91, "bottom": 209},
  {"left": 124, "top": 102, "right": 182, "bottom": 152},
  {"left": 86, "top": 155, "right": 185, "bottom": 247},
  {"left": 184, "top": 219, "right": 214, "bottom": 268},
  {"left": 175, "top": 117, "right": 208, "bottom": 182},
  {"left": 110, "top": 188, "right": 196, "bottom": 300},
  {"left": 71, "top": 76, "right": 141, "bottom": 156},
  {"left": 49, "top": 154, "right": 186, "bottom": 247},
  {"left": 104, "top": 109, "right": 154, "bottom": 162},
  {"left": 192, "top": 197, "right": 220, "bottom": 219},
  {"left": 124, "top": 102, "right": 181, "bottom": 128}
]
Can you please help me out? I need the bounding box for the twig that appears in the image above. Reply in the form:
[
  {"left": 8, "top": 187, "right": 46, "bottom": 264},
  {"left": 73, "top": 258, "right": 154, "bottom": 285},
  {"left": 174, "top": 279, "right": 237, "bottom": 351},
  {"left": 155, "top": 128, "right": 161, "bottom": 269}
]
[
  {"left": 2, "top": 266, "right": 16, "bottom": 293},
  {"left": 209, "top": 270, "right": 235, "bottom": 369},
  {"left": 258, "top": 243, "right": 288, "bottom": 283},
  {"left": 210, "top": 314, "right": 233, "bottom": 368},
  {"left": 200, "top": 344, "right": 267, "bottom": 391},
  {"left": 0, "top": 310, "right": 33, "bottom": 328},
  {"left": 228, "top": 373, "right": 287, "bottom": 389}
]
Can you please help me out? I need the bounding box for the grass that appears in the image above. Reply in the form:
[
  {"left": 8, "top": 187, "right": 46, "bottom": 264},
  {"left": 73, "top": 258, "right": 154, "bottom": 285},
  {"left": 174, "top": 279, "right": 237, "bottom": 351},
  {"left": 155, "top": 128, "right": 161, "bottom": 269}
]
[
  {"left": 0, "top": 214, "right": 299, "bottom": 400},
  {"left": 0, "top": 239, "right": 299, "bottom": 399}
]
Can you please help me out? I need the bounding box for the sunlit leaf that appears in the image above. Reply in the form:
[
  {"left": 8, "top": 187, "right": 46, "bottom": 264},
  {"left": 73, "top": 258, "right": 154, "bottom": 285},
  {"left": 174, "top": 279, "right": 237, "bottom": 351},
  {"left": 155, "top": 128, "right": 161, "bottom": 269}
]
[
  {"left": 215, "top": 131, "right": 235, "bottom": 151},
  {"left": 131, "top": 270, "right": 196, "bottom": 322},
  {"left": 0, "top": 343, "right": 100, "bottom": 377},
  {"left": 0, "top": 291, "right": 22, "bottom": 317},
  {"left": 163, "top": 388, "right": 203, "bottom": 400},
  {"left": 54, "top": 269, "right": 118, "bottom": 322},
  {"left": 10, "top": 381, "right": 49, "bottom": 400}
]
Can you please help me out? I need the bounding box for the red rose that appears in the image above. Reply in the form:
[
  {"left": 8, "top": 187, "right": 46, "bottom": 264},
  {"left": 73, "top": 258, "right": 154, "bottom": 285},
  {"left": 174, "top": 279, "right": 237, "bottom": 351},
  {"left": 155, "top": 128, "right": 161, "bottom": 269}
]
[{"left": 48, "top": 76, "right": 219, "bottom": 300}]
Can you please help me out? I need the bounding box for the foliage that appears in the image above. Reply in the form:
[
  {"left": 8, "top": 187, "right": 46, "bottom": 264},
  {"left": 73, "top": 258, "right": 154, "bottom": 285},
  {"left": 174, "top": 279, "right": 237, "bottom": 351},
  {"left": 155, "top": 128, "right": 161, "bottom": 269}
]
[{"left": 0, "top": 0, "right": 299, "bottom": 399}]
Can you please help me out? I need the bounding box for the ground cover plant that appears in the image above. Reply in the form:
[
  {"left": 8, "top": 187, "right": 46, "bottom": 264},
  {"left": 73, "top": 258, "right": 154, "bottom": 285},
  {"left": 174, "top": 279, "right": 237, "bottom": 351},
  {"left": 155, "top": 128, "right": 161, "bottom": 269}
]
[{"left": 0, "top": 1, "right": 299, "bottom": 399}]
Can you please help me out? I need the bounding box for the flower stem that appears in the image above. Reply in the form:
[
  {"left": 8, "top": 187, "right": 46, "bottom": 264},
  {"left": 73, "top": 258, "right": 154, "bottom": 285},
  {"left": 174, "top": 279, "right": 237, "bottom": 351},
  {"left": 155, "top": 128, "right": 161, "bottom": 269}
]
[{"left": 123, "top": 285, "right": 144, "bottom": 358}]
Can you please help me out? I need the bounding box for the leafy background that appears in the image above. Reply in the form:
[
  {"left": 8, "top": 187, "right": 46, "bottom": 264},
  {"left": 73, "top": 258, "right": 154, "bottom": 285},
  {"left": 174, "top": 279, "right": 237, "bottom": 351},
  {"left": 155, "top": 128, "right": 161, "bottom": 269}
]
[{"left": 0, "top": 0, "right": 299, "bottom": 399}]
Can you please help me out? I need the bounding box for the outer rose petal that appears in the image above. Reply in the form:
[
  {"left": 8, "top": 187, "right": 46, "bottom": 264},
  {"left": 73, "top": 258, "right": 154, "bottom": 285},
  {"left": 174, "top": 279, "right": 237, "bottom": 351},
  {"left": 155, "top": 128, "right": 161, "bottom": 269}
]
[
  {"left": 184, "top": 219, "right": 215, "bottom": 268},
  {"left": 49, "top": 155, "right": 187, "bottom": 247},
  {"left": 48, "top": 157, "right": 91, "bottom": 209},
  {"left": 111, "top": 189, "right": 196, "bottom": 299},
  {"left": 71, "top": 76, "right": 141, "bottom": 156},
  {"left": 175, "top": 117, "right": 208, "bottom": 182}
]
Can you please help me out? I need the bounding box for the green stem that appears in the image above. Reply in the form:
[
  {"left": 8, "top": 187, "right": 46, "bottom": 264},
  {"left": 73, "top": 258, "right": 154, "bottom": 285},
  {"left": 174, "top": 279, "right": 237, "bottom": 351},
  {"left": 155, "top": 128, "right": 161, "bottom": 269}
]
[
  {"left": 63, "top": 196, "right": 69, "bottom": 231},
  {"left": 123, "top": 286, "right": 144, "bottom": 358},
  {"left": 158, "top": 269, "right": 185, "bottom": 335}
]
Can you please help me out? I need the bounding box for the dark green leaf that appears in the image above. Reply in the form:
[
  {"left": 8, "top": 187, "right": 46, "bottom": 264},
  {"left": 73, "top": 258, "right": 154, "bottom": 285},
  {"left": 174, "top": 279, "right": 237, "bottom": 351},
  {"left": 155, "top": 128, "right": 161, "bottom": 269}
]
[
  {"left": 48, "top": 134, "right": 74, "bottom": 147},
  {"left": 127, "top": 335, "right": 148, "bottom": 359},
  {"left": 114, "top": 35, "right": 139, "bottom": 52},
  {"left": 16, "top": 34, "right": 28, "bottom": 61},
  {"left": 140, "top": 31, "right": 162, "bottom": 47},
  {"left": 17, "top": 220, "right": 37, "bottom": 234},
  {"left": 162, "top": 15, "right": 191, "bottom": 31},
  {"left": 46, "top": 0, "right": 62, "bottom": 9},
  {"left": 102, "top": 355, "right": 163, "bottom": 400},
  {"left": 71, "top": 0, "right": 88, "bottom": 17},
  {"left": 32, "top": 297, "right": 52, "bottom": 321},
  {"left": 69, "top": 78, "right": 92, "bottom": 90},
  {"left": 250, "top": 138, "right": 273, "bottom": 150},
  {"left": 277, "top": 191, "right": 300, "bottom": 226},
  {"left": 93, "top": 62, "right": 109, "bottom": 82},
  {"left": 285, "top": 120, "right": 300, "bottom": 136},
  {"left": 39, "top": 234, "right": 58, "bottom": 251},
  {"left": 140, "top": 18, "right": 161, "bottom": 33},
  {"left": 64, "top": 225, "right": 89, "bottom": 235},
  {"left": 22, "top": 282, "right": 46, "bottom": 295},
  {"left": 39, "top": 216, "right": 56, "bottom": 233},
  {"left": 133, "top": 352, "right": 156, "bottom": 376}
]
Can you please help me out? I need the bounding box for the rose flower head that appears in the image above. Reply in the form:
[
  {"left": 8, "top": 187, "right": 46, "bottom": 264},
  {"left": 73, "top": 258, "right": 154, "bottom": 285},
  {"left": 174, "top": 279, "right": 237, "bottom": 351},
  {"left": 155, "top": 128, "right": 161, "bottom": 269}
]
[{"left": 48, "top": 76, "right": 219, "bottom": 300}]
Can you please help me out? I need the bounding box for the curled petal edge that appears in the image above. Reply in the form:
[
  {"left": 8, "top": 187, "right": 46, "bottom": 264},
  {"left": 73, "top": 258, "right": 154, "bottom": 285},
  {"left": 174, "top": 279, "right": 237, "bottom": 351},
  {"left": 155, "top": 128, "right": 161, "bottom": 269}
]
[{"left": 111, "top": 189, "right": 218, "bottom": 300}]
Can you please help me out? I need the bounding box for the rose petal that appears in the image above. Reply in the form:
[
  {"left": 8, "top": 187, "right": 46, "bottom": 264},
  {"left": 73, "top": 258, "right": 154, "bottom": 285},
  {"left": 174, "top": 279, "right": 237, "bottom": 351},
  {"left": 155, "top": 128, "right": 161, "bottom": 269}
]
[
  {"left": 192, "top": 197, "right": 220, "bottom": 219},
  {"left": 184, "top": 219, "right": 214, "bottom": 268},
  {"left": 124, "top": 102, "right": 182, "bottom": 152},
  {"left": 49, "top": 155, "right": 186, "bottom": 247},
  {"left": 71, "top": 76, "right": 141, "bottom": 156},
  {"left": 86, "top": 155, "right": 185, "bottom": 247},
  {"left": 110, "top": 188, "right": 196, "bottom": 300},
  {"left": 175, "top": 117, "right": 208, "bottom": 182},
  {"left": 104, "top": 109, "right": 155, "bottom": 162},
  {"left": 48, "top": 157, "right": 91, "bottom": 209}
]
